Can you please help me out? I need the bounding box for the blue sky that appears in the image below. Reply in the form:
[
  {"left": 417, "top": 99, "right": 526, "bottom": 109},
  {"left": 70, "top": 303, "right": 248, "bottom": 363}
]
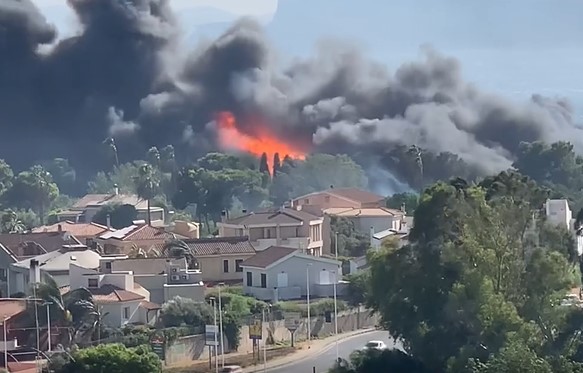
[{"left": 32, "top": 0, "right": 583, "bottom": 117}]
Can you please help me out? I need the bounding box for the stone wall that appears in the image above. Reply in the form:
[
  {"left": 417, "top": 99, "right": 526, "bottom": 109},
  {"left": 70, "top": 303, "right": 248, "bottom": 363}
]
[{"left": 164, "top": 307, "right": 378, "bottom": 365}]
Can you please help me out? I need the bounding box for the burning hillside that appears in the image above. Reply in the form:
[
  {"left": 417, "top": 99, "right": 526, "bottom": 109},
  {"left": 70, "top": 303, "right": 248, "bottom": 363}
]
[{"left": 215, "top": 111, "right": 306, "bottom": 174}]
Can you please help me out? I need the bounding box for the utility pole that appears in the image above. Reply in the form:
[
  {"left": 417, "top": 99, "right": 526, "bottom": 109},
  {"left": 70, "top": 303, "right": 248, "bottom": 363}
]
[{"left": 218, "top": 283, "right": 225, "bottom": 367}]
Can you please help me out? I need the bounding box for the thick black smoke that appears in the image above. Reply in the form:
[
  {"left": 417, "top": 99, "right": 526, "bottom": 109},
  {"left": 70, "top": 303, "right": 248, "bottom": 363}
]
[{"left": 1, "top": 0, "right": 581, "bottom": 183}]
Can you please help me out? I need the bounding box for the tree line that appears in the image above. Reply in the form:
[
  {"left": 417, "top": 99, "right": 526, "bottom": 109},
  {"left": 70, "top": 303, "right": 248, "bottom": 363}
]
[{"left": 334, "top": 170, "right": 583, "bottom": 372}]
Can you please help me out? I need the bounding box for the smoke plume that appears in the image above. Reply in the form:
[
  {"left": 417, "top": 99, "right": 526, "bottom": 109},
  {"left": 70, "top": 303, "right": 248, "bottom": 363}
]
[{"left": 0, "top": 0, "right": 581, "bottom": 184}]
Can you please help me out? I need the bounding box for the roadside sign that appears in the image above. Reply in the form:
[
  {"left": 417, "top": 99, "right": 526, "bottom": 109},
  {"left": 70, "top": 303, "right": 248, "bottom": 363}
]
[
  {"left": 284, "top": 312, "right": 301, "bottom": 331},
  {"left": 205, "top": 325, "right": 219, "bottom": 346},
  {"left": 249, "top": 319, "right": 262, "bottom": 340},
  {"left": 150, "top": 334, "right": 165, "bottom": 360}
]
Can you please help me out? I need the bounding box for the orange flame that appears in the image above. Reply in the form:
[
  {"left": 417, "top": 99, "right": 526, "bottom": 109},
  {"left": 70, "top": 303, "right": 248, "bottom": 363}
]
[{"left": 215, "top": 111, "right": 306, "bottom": 174}]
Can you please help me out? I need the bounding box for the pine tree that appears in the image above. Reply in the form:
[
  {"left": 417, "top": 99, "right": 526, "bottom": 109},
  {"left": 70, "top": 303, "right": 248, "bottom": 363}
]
[
  {"left": 273, "top": 153, "right": 281, "bottom": 177},
  {"left": 259, "top": 153, "right": 269, "bottom": 174}
]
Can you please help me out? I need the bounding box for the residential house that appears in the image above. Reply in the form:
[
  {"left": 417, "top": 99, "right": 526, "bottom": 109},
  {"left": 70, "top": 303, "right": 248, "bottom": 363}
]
[
  {"left": 0, "top": 298, "right": 29, "bottom": 353},
  {"left": 9, "top": 246, "right": 102, "bottom": 294},
  {"left": 291, "top": 187, "right": 386, "bottom": 211},
  {"left": 0, "top": 232, "right": 82, "bottom": 296},
  {"left": 370, "top": 216, "right": 412, "bottom": 250},
  {"left": 33, "top": 221, "right": 112, "bottom": 240},
  {"left": 240, "top": 246, "right": 343, "bottom": 302},
  {"left": 69, "top": 263, "right": 160, "bottom": 327},
  {"left": 218, "top": 208, "right": 324, "bottom": 256},
  {"left": 101, "top": 257, "right": 205, "bottom": 304},
  {"left": 96, "top": 224, "right": 183, "bottom": 255},
  {"left": 325, "top": 207, "right": 405, "bottom": 235},
  {"left": 182, "top": 236, "right": 256, "bottom": 284},
  {"left": 167, "top": 220, "right": 200, "bottom": 239},
  {"left": 56, "top": 191, "right": 165, "bottom": 226},
  {"left": 544, "top": 199, "right": 583, "bottom": 256}
]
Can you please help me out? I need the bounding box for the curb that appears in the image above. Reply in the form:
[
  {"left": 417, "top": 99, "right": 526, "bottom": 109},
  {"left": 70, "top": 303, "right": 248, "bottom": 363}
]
[{"left": 244, "top": 328, "right": 376, "bottom": 373}]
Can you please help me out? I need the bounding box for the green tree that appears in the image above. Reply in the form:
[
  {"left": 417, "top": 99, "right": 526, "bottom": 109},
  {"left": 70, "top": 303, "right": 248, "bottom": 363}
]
[
  {"left": 160, "top": 296, "right": 213, "bottom": 328},
  {"left": 146, "top": 147, "right": 161, "bottom": 168},
  {"left": 41, "top": 158, "right": 77, "bottom": 196},
  {"left": 92, "top": 203, "right": 137, "bottom": 229},
  {"left": 6, "top": 165, "right": 59, "bottom": 224},
  {"left": 273, "top": 153, "right": 282, "bottom": 176},
  {"left": 88, "top": 162, "right": 142, "bottom": 194},
  {"left": 159, "top": 145, "right": 176, "bottom": 173},
  {"left": 386, "top": 192, "right": 418, "bottom": 214},
  {"left": 366, "top": 172, "right": 581, "bottom": 371},
  {"left": 134, "top": 164, "right": 160, "bottom": 226},
  {"left": 259, "top": 152, "right": 269, "bottom": 174},
  {"left": 102, "top": 137, "right": 119, "bottom": 168},
  {"left": 55, "top": 343, "right": 162, "bottom": 373},
  {"left": 0, "top": 209, "right": 25, "bottom": 233},
  {"left": 0, "top": 159, "right": 14, "bottom": 199},
  {"left": 329, "top": 349, "right": 429, "bottom": 373}
]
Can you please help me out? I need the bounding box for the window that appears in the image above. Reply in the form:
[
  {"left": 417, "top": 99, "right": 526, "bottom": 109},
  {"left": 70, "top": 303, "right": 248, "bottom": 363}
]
[
  {"left": 123, "top": 307, "right": 130, "bottom": 320},
  {"left": 105, "top": 262, "right": 112, "bottom": 270},
  {"left": 87, "top": 278, "right": 99, "bottom": 288},
  {"left": 246, "top": 272, "right": 253, "bottom": 286},
  {"left": 260, "top": 273, "right": 267, "bottom": 288},
  {"left": 223, "top": 260, "right": 229, "bottom": 273},
  {"left": 304, "top": 199, "right": 309, "bottom": 204},
  {"left": 0, "top": 269, "right": 6, "bottom": 281},
  {"left": 235, "top": 260, "right": 243, "bottom": 272}
]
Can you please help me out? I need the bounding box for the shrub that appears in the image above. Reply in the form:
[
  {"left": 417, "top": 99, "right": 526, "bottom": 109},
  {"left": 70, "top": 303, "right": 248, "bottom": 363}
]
[
  {"left": 160, "top": 296, "right": 213, "bottom": 328},
  {"left": 273, "top": 299, "right": 347, "bottom": 318}
]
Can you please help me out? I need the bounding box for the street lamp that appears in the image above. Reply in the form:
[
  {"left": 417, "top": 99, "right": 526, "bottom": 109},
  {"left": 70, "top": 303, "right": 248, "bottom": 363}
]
[
  {"left": 41, "top": 302, "right": 53, "bottom": 352},
  {"left": 209, "top": 297, "right": 218, "bottom": 373},
  {"left": 217, "top": 283, "right": 225, "bottom": 367},
  {"left": 332, "top": 271, "right": 339, "bottom": 361},
  {"left": 2, "top": 315, "right": 7, "bottom": 371},
  {"left": 262, "top": 304, "right": 271, "bottom": 373},
  {"left": 306, "top": 263, "right": 312, "bottom": 345}
]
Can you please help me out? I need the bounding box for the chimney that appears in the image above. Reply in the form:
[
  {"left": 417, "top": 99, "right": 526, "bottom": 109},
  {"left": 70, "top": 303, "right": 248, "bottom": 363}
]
[
  {"left": 330, "top": 185, "right": 334, "bottom": 189},
  {"left": 400, "top": 203, "right": 406, "bottom": 215},
  {"left": 106, "top": 214, "right": 111, "bottom": 229},
  {"left": 242, "top": 209, "right": 247, "bottom": 214},
  {"left": 57, "top": 224, "right": 62, "bottom": 233},
  {"left": 30, "top": 259, "right": 41, "bottom": 285},
  {"left": 113, "top": 183, "right": 119, "bottom": 195},
  {"left": 221, "top": 210, "right": 227, "bottom": 223}
]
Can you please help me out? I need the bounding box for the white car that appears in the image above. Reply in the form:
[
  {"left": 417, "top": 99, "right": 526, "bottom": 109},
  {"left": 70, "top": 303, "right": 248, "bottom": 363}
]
[{"left": 363, "top": 340, "right": 387, "bottom": 350}]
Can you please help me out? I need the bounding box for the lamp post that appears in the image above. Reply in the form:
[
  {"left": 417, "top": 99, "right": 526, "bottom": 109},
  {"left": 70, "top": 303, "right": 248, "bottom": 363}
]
[
  {"left": 335, "top": 232, "right": 339, "bottom": 261},
  {"left": 332, "top": 271, "right": 339, "bottom": 361},
  {"left": 306, "top": 263, "right": 312, "bottom": 345},
  {"left": 217, "top": 283, "right": 225, "bottom": 367},
  {"left": 209, "top": 297, "right": 218, "bottom": 373},
  {"left": 42, "top": 302, "right": 53, "bottom": 352},
  {"left": 262, "top": 306, "right": 267, "bottom": 372},
  {"left": 3, "top": 316, "right": 7, "bottom": 371}
]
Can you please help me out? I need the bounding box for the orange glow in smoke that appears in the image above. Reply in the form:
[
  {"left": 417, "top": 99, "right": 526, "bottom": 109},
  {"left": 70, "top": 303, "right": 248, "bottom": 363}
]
[{"left": 215, "top": 111, "right": 306, "bottom": 174}]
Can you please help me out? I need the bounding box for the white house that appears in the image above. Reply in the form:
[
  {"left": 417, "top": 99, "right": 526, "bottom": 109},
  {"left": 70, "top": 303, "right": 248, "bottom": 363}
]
[
  {"left": 9, "top": 246, "right": 102, "bottom": 294},
  {"left": 545, "top": 199, "right": 583, "bottom": 256},
  {"left": 240, "top": 246, "right": 343, "bottom": 302},
  {"left": 69, "top": 262, "right": 160, "bottom": 327}
]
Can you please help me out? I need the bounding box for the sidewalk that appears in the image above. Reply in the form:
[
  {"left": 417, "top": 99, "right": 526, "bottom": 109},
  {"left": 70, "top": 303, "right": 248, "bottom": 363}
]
[{"left": 244, "top": 328, "right": 375, "bottom": 373}]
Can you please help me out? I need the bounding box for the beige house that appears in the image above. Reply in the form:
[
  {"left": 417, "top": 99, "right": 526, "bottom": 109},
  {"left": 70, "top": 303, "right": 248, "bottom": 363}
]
[
  {"left": 182, "top": 236, "right": 256, "bottom": 284},
  {"left": 96, "top": 224, "right": 184, "bottom": 255},
  {"left": 56, "top": 192, "right": 165, "bottom": 226},
  {"left": 69, "top": 263, "right": 160, "bottom": 327},
  {"left": 324, "top": 207, "right": 405, "bottom": 235},
  {"left": 291, "top": 187, "right": 386, "bottom": 211},
  {"left": 218, "top": 208, "right": 324, "bottom": 256}
]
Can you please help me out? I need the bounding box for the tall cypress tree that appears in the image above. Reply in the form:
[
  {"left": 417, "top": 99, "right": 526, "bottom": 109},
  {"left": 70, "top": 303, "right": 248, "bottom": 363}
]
[
  {"left": 259, "top": 152, "right": 269, "bottom": 174},
  {"left": 273, "top": 153, "right": 281, "bottom": 177}
]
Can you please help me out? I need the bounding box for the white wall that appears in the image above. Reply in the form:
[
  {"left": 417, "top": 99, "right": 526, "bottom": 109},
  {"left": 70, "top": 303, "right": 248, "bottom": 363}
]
[{"left": 100, "top": 300, "right": 143, "bottom": 328}]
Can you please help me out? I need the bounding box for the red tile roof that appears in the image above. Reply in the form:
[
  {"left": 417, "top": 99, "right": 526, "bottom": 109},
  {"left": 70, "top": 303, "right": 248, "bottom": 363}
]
[
  {"left": 139, "top": 300, "right": 161, "bottom": 310},
  {"left": 0, "top": 299, "right": 28, "bottom": 321},
  {"left": 33, "top": 221, "right": 111, "bottom": 238},
  {"left": 122, "top": 225, "right": 176, "bottom": 241},
  {"left": 87, "top": 285, "right": 144, "bottom": 303},
  {"left": 327, "top": 188, "right": 385, "bottom": 204},
  {"left": 183, "top": 236, "right": 256, "bottom": 256},
  {"left": 225, "top": 208, "right": 320, "bottom": 226},
  {"left": 241, "top": 246, "right": 298, "bottom": 269}
]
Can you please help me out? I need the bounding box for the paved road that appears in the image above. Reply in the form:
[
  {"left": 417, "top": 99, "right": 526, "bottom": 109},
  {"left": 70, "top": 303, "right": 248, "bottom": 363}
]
[{"left": 268, "top": 331, "right": 400, "bottom": 373}]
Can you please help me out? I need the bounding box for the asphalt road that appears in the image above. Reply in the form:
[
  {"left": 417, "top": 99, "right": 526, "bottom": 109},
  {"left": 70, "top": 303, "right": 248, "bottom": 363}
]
[{"left": 267, "top": 331, "right": 401, "bottom": 373}]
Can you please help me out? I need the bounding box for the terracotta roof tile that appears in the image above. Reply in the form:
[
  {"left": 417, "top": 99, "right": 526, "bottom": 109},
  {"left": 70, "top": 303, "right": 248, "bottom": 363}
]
[
  {"left": 122, "top": 225, "right": 176, "bottom": 241},
  {"left": 88, "top": 284, "right": 144, "bottom": 303},
  {"left": 0, "top": 299, "right": 28, "bottom": 320},
  {"left": 184, "top": 236, "right": 256, "bottom": 256},
  {"left": 225, "top": 208, "right": 319, "bottom": 226},
  {"left": 241, "top": 246, "right": 297, "bottom": 269},
  {"left": 33, "top": 221, "right": 111, "bottom": 238},
  {"left": 327, "top": 188, "right": 385, "bottom": 204},
  {"left": 139, "top": 300, "right": 161, "bottom": 310}
]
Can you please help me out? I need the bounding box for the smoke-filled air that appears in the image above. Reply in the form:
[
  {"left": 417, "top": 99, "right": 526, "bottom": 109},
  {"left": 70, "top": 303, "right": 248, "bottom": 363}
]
[{"left": 1, "top": 0, "right": 581, "bottom": 187}]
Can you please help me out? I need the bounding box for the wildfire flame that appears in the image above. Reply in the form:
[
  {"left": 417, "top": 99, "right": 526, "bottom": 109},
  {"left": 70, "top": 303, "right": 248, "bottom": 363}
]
[{"left": 215, "top": 111, "right": 306, "bottom": 174}]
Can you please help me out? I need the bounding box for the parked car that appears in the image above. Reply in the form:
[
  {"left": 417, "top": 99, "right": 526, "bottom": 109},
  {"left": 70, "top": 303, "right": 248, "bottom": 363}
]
[
  {"left": 363, "top": 340, "right": 387, "bottom": 350},
  {"left": 220, "top": 366, "right": 243, "bottom": 373}
]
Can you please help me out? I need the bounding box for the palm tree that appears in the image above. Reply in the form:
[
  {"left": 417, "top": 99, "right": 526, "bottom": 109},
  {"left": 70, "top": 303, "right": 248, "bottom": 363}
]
[
  {"left": 30, "top": 274, "right": 100, "bottom": 347},
  {"left": 103, "top": 137, "right": 119, "bottom": 167},
  {"left": 135, "top": 164, "right": 160, "bottom": 226},
  {"left": 162, "top": 239, "right": 199, "bottom": 270},
  {"left": 0, "top": 210, "right": 25, "bottom": 233}
]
